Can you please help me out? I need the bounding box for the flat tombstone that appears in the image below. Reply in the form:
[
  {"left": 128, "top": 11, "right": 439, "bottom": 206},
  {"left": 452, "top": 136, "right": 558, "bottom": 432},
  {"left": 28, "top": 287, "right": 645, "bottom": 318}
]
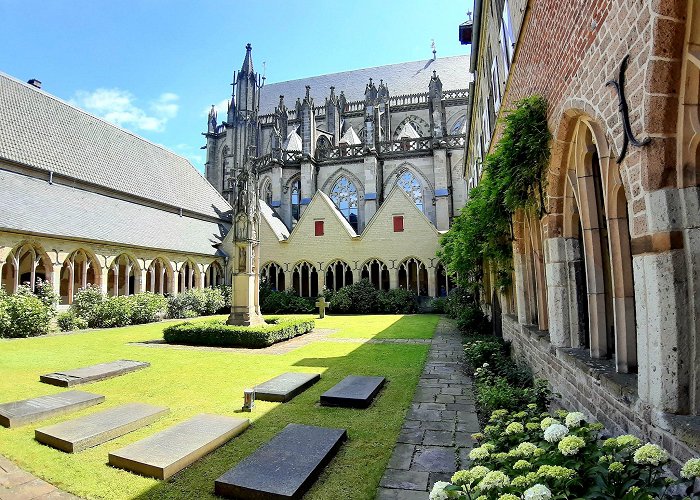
[
  {"left": 35, "top": 403, "right": 169, "bottom": 453},
  {"left": 108, "top": 414, "right": 249, "bottom": 480},
  {"left": 254, "top": 372, "right": 321, "bottom": 403},
  {"left": 215, "top": 423, "right": 347, "bottom": 499},
  {"left": 40, "top": 360, "right": 150, "bottom": 387},
  {"left": 0, "top": 391, "right": 105, "bottom": 428},
  {"left": 320, "top": 375, "right": 386, "bottom": 409}
]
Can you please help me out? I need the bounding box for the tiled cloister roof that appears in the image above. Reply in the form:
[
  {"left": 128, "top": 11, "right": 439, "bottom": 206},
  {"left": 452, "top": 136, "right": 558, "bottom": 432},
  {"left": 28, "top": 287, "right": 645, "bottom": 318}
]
[
  {"left": 0, "top": 169, "right": 227, "bottom": 256},
  {"left": 0, "top": 72, "right": 231, "bottom": 220}
]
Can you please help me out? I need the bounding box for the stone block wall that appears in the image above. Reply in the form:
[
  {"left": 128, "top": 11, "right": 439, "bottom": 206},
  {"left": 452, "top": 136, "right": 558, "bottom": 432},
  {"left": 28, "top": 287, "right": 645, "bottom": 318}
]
[{"left": 501, "top": 313, "right": 700, "bottom": 469}]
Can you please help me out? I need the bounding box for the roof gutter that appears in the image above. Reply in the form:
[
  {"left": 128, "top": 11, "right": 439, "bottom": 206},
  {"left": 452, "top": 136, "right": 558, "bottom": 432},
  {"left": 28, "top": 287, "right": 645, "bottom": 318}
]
[{"left": 469, "top": 0, "right": 484, "bottom": 73}]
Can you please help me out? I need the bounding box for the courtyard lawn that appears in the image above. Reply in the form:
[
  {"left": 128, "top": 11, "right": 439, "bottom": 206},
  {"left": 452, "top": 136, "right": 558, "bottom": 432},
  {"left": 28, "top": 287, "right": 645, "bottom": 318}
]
[
  {"left": 0, "top": 314, "right": 436, "bottom": 500},
  {"left": 325, "top": 313, "right": 440, "bottom": 339}
]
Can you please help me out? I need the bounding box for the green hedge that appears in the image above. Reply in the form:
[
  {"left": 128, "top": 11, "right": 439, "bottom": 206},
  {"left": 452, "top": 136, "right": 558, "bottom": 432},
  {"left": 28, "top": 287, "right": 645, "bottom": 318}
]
[
  {"left": 0, "top": 280, "right": 58, "bottom": 338},
  {"left": 162, "top": 316, "right": 315, "bottom": 348}
]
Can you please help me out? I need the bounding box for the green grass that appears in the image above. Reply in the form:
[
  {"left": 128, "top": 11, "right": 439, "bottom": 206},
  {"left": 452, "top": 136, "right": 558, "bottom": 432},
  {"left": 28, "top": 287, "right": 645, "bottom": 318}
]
[
  {"left": 324, "top": 314, "right": 440, "bottom": 339},
  {"left": 0, "top": 314, "right": 438, "bottom": 500}
]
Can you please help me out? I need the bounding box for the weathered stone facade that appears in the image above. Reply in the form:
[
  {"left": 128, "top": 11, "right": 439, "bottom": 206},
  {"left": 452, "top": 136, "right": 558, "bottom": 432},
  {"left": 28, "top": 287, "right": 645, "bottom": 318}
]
[{"left": 465, "top": 0, "right": 700, "bottom": 463}]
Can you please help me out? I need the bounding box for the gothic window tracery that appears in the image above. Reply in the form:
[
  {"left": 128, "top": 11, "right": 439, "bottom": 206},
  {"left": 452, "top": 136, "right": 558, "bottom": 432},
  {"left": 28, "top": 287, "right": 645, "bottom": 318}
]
[
  {"left": 397, "top": 170, "right": 424, "bottom": 212},
  {"left": 261, "top": 179, "right": 273, "bottom": 206},
  {"left": 325, "top": 260, "right": 353, "bottom": 291},
  {"left": 261, "top": 262, "right": 285, "bottom": 291},
  {"left": 330, "top": 176, "right": 359, "bottom": 231}
]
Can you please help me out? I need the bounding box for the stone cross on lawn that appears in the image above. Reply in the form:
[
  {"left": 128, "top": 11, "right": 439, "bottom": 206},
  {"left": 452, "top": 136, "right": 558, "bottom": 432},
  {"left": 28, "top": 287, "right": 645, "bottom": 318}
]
[{"left": 315, "top": 297, "right": 327, "bottom": 319}]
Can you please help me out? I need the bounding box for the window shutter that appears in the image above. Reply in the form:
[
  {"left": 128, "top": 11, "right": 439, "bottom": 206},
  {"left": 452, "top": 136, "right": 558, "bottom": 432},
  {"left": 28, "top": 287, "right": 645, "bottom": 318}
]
[
  {"left": 393, "top": 215, "right": 404, "bottom": 232},
  {"left": 315, "top": 220, "right": 324, "bottom": 236}
]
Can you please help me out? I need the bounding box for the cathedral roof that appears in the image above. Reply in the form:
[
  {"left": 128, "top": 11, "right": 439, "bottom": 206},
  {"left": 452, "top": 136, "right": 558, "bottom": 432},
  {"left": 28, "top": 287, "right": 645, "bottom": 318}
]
[
  {"left": 258, "top": 55, "right": 469, "bottom": 113},
  {"left": 0, "top": 169, "right": 226, "bottom": 256},
  {"left": 339, "top": 127, "right": 361, "bottom": 145},
  {"left": 0, "top": 72, "right": 231, "bottom": 221}
]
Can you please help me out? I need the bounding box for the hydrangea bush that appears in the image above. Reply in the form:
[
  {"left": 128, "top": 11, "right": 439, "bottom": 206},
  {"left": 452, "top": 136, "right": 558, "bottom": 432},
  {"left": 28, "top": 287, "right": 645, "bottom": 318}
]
[{"left": 431, "top": 406, "right": 699, "bottom": 499}]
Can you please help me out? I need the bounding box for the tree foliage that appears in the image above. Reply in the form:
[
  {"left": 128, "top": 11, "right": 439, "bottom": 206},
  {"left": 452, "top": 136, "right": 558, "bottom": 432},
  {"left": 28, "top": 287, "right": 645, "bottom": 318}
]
[{"left": 439, "top": 95, "right": 551, "bottom": 294}]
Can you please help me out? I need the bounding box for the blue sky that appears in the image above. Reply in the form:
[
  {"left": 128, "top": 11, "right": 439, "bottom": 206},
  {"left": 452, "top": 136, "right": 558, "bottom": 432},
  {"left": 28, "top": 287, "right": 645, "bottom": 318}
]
[{"left": 1, "top": 1, "right": 471, "bottom": 171}]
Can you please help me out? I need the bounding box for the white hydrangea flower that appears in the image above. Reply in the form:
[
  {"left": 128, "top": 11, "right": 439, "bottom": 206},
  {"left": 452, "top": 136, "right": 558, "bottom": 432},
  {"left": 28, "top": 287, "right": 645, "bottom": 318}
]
[
  {"left": 633, "top": 443, "right": 669, "bottom": 466},
  {"left": 505, "top": 422, "right": 524, "bottom": 435},
  {"left": 469, "top": 446, "right": 490, "bottom": 460},
  {"left": 543, "top": 423, "right": 569, "bottom": 443},
  {"left": 524, "top": 483, "right": 552, "bottom": 500},
  {"left": 477, "top": 470, "right": 510, "bottom": 490},
  {"left": 429, "top": 481, "right": 451, "bottom": 500},
  {"left": 539, "top": 417, "right": 560, "bottom": 431},
  {"left": 681, "top": 458, "right": 700, "bottom": 479},
  {"left": 564, "top": 411, "right": 586, "bottom": 428}
]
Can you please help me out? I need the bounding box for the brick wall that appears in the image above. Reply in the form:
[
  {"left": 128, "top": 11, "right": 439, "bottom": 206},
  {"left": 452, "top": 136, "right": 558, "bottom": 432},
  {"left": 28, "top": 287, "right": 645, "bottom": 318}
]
[{"left": 501, "top": 313, "right": 700, "bottom": 469}]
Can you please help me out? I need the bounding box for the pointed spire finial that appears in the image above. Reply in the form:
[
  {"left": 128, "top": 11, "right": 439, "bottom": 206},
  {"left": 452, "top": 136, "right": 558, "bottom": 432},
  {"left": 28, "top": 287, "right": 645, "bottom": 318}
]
[
  {"left": 305, "top": 85, "right": 311, "bottom": 99},
  {"left": 240, "top": 43, "right": 254, "bottom": 74}
]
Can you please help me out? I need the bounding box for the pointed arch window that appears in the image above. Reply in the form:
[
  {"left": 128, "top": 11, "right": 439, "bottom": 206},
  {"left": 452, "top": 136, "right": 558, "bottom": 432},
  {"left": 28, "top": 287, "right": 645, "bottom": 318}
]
[
  {"left": 291, "top": 178, "right": 301, "bottom": 223},
  {"left": 330, "top": 176, "right": 359, "bottom": 231},
  {"left": 397, "top": 170, "right": 424, "bottom": 212}
]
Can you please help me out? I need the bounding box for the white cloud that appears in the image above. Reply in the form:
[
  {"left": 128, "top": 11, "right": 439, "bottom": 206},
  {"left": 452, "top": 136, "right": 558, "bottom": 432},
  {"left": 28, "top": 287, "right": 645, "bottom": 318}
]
[{"left": 70, "top": 88, "right": 179, "bottom": 132}]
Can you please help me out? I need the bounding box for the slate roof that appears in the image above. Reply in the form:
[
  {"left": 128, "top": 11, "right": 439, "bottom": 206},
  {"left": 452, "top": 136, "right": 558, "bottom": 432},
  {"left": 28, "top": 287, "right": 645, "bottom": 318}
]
[
  {"left": 0, "top": 72, "right": 231, "bottom": 219},
  {"left": 0, "top": 169, "right": 227, "bottom": 256},
  {"left": 259, "top": 55, "right": 470, "bottom": 114},
  {"left": 259, "top": 200, "right": 290, "bottom": 241}
]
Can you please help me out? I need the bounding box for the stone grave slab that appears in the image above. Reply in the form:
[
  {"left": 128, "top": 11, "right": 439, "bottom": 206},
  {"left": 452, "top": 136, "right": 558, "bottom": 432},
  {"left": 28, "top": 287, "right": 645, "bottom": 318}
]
[
  {"left": 215, "top": 423, "right": 347, "bottom": 499},
  {"left": 320, "top": 375, "right": 386, "bottom": 409},
  {"left": 108, "top": 413, "right": 249, "bottom": 479},
  {"left": 0, "top": 391, "right": 105, "bottom": 428},
  {"left": 254, "top": 372, "right": 321, "bottom": 402},
  {"left": 40, "top": 360, "right": 149, "bottom": 387},
  {"left": 35, "top": 403, "right": 168, "bottom": 453}
]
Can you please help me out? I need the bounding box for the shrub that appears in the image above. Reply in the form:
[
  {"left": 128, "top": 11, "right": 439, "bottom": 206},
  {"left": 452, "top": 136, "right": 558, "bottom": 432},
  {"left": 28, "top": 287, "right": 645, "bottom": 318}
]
[
  {"left": 130, "top": 292, "right": 167, "bottom": 324},
  {"left": 215, "top": 285, "right": 231, "bottom": 313},
  {"left": 200, "top": 287, "right": 225, "bottom": 315},
  {"left": 377, "top": 288, "right": 417, "bottom": 314},
  {"left": 92, "top": 295, "right": 133, "bottom": 328},
  {"left": 163, "top": 316, "right": 315, "bottom": 348},
  {"left": 455, "top": 304, "right": 490, "bottom": 335},
  {"left": 261, "top": 289, "right": 315, "bottom": 314},
  {"left": 166, "top": 292, "right": 199, "bottom": 319},
  {"left": 0, "top": 285, "right": 55, "bottom": 338},
  {"left": 166, "top": 288, "right": 227, "bottom": 318},
  {"left": 57, "top": 311, "right": 88, "bottom": 331},
  {"left": 435, "top": 406, "right": 700, "bottom": 500},
  {"left": 428, "top": 296, "right": 446, "bottom": 314},
  {"left": 328, "top": 279, "right": 379, "bottom": 314},
  {"left": 33, "top": 278, "right": 59, "bottom": 309},
  {"left": 71, "top": 285, "right": 104, "bottom": 325}
]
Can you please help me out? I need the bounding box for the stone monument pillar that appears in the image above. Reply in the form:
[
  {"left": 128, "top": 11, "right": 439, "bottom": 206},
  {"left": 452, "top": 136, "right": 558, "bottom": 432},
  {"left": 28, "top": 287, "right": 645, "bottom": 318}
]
[{"left": 229, "top": 157, "right": 265, "bottom": 326}]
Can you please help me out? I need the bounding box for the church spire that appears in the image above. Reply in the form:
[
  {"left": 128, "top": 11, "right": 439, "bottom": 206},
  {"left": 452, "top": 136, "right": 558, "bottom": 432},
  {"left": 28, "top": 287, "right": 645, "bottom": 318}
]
[{"left": 240, "top": 43, "right": 254, "bottom": 75}]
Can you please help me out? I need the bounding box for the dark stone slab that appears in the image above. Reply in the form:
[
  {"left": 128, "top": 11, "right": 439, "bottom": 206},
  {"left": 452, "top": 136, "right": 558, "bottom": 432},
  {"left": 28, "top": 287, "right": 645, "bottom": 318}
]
[
  {"left": 215, "top": 423, "right": 347, "bottom": 499},
  {"left": 108, "top": 413, "right": 249, "bottom": 479},
  {"left": 35, "top": 403, "right": 168, "bottom": 452},
  {"left": 40, "top": 360, "right": 149, "bottom": 387},
  {"left": 0, "top": 391, "right": 105, "bottom": 428},
  {"left": 319, "top": 375, "right": 386, "bottom": 409},
  {"left": 254, "top": 372, "right": 320, "bottom": 403}
]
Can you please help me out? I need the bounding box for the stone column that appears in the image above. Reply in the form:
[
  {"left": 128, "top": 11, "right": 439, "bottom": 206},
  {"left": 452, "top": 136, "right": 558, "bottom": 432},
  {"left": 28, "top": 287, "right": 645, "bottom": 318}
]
[
  {"left": 135, "top": 269, "right": 146, "bottom": 294},
  {"left": 100, "top": 267, "right": 109, "bottom": 296},
  {"left": 159, "top": 268, "right": 166, "bottom": 294},
  {"left": 199, "top": 269, "right": 206, "bottom": 289},
  {"left": 81, "top": 260, "right": 88, "bottom": 289},
  {"left": 112, "top": 265, "right": 120, "bottom": 296},
  {"left": 317, "top": 271, "right": 325, "bottom": 296},
  {"left": 428, "top": 267, "right": 437, "bottom": 297},
  {"left": 271, "top": 164, "right": 283, "bottom": 210},
  {"left": 67, "top": 263, "right": 74, "bottom": 305},
  {"left": 51, "top": 263, "right": 63, "bottom": 301},
  {"left": 149, "top": 266, "right": 156, "bottom": 293},
  {"left": 363, "top": 153, "right": 379, "bottom": 227},
  {"left": 389, "top": 267, "right": 399, "bottom": 290},
  {"left": 544, "top": 237, "right": 571, "bottom": 347},
  {"left": 433, "top": 147, "right": 450, "bottom": 230}
]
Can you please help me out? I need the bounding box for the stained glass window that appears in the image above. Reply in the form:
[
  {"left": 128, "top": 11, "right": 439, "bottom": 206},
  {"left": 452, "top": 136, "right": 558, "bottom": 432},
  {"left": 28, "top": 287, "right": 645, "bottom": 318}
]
[
  {"left": 330, "top": 176, "right": 359, "bottom": 231},
  {"left": 397, "top": 171, "right": 424, "bottom": 212}
]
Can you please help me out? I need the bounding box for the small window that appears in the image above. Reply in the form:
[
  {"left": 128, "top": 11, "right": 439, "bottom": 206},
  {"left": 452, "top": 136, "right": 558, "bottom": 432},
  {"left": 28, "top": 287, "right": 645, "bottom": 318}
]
[
  {"left": 315, "top": 220, "right": 324, "bottom": 236},
  {"left": 393, "top": 215, "right": 404, "bottom": 232}
]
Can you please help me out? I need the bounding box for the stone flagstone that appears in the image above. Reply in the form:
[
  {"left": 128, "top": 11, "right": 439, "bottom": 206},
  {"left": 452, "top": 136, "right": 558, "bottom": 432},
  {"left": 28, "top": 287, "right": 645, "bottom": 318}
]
[
  {"left": 377, "top": 317, "right": 479, "bottom": 499},
  {"left": 40, "top": 360, "right": 149, "bottom": 387},
  {"left": 215, "top": 423, "right": 347, "bottom": 499},
  {"left": 320, "top": 375, "right": 386, "bottom": 408},
  {"left": 108, "top": 413, "right": 249, "bottom": 479},
  {"left": 35, "top": 403, "right": 168, "bottom": 453},
  {"left": 254, "top": 372, "right": 321, "bottom": 402},
  {"left": 0, "top": 391, "right": 105, "bottom": 428}
]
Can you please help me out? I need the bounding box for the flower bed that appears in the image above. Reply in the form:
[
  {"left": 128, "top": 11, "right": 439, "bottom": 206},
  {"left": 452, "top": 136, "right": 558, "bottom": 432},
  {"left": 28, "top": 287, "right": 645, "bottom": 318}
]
[
  {"left": 162, "top": 316, "right": 315, "bottom": 348},
  {"left": 431, "top": 406, "right": 700, "bottom": 499}
]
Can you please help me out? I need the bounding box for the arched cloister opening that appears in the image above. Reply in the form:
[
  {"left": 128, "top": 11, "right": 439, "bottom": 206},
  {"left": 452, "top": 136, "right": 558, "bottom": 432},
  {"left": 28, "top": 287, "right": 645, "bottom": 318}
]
[
  {"left": 203, "top": 261, "right": 224, "bottom": 288},
  {"left": 59, "top": 249, "right": 100, "bottom": 304},
  {"left": 435, "top": 263, "right": 456, "bottom": 297},
  {"left": 178, "top": 260, "right": 199, "bottom": 293},
  {"left": 2, "top": 243, "right": 52, "bottom": 293},
  {"left": 325, "top": 260, "right": 353, "bottom": 291},
  {"left": 292, "top": 261, "right": 318, "bottom": 297},
  {"left": 398, "top": 257, "right": 428, "bottom": 296},
  {"left": 107, "top": 253, "right": 139, "bottom": 296},
  {"left": 261, "top": 262, "right": 285, "bottom": 291},
  {"left": 361, "top": 259, "right": 390, "bottom": 291},
  {"left": 146, "top": 257, "right": 173, "bottom": 294}
]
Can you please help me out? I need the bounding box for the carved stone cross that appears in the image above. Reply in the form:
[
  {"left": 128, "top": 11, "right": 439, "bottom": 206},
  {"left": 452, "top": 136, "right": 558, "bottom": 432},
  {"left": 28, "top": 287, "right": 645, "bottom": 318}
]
[{"left": 315, "top": 297, "right": 328, "bottom": 319}]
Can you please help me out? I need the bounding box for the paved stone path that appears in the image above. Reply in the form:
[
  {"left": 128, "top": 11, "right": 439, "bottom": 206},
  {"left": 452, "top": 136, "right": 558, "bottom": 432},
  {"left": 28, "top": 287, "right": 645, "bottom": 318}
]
[
  {"left": 376, "top": 317, "right": 479, "bottom": 500},
  {"left": 0, "top": 455, "right": 78, "bottom": 500}
]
